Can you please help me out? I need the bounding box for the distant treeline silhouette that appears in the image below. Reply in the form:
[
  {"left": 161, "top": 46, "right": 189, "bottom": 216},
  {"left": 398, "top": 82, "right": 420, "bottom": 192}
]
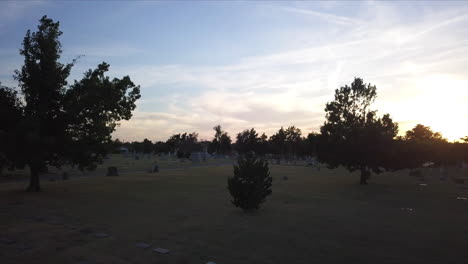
[{"left": 114, "top": 123, "right": 467, "bottom": 180}]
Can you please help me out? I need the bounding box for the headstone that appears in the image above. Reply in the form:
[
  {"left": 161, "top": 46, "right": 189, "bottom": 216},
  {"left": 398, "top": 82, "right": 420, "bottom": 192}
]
[
  {"left": 153, "top": 247, "right": 170, "bottom": 254},
  {"left": 77, "top": 260, "right": 93, "bottom": 264},
  {"left": 106, "top": 167, "right": 118, "bottom": 176},
  {"left": 401, "top": 207, "right": 413, "bottom": 211},
  {"left": 439, "top": 167, "right": 448, "bottom": 181},
  {"left": 151, "top": 164, "right": 159, "bottom": 173},
  {"left": 136, "top": 242, "right": 151, "bottom": 249},
  {"left": 62, "top": 172, "right": 69, "bottom": 180},
  {"left": 190, "top": 152, "right": 202, "bottom": 163}
]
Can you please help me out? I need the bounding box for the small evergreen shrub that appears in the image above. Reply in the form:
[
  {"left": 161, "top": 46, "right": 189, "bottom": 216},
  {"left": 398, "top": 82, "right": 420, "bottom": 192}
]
[{"left": 228, "top": 153, "right": 272, "bottom": 211}]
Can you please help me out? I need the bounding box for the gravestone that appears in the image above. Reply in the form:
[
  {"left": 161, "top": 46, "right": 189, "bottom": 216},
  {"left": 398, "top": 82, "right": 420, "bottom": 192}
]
[
  {"left": 62, "top": 172, "right": 69, "bottom": 180},
  {"left": 77, "top": 260, "right": 93, "bottom": 264},
  {"left": 153, "top": 247, "right": 170, "bottom": 254},
  {"left": 190, "top": 152, "right": 202, "bottom": 163},
  {"left": 151, "top": 163, "right": 159, "bottom": 173},
  {"left": 106, "top": 167, "right": 118, "bottom": 176},
  {"left": 136, "top": 242, "right": 151, "bottom": 249}
]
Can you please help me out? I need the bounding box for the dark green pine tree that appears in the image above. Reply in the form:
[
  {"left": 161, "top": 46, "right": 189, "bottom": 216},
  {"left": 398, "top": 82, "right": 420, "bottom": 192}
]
[{"left": 228, "top": 153, "right": 272, "bottom": 211}]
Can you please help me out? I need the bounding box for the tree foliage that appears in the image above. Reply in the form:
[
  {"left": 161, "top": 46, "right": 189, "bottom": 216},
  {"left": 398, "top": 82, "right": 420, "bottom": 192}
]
[
  {"left": 318, "top": 78, "right": 398, "bottom": 185},
  {"left": 227, "top": 153, "right": 272, "bottom": 211},
  {"left": 210, "top": 125, "right": 231, "bottom": 154},
  {"left": 10, "top": 16, "right": 140, "bottom": 191},
  {"left": 166, "top": 132, "right": 201, "bottom": 158},
  {"left": 0, "top": 83, "right": 24, "bottom": 173},
  {"left": 405, "top": 124, "right": 446, "bottom": 142},
  {"left": 235, "top": 128, "right": 261, "bottom": 154}
]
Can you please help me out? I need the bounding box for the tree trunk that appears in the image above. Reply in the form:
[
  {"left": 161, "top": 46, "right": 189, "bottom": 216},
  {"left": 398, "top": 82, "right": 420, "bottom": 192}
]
[
  {"left": 360, "top": 168, "right": 370, "bottom": 185},
  {"left": 27, "top": 164, "right": 41, "bottom": 192}
]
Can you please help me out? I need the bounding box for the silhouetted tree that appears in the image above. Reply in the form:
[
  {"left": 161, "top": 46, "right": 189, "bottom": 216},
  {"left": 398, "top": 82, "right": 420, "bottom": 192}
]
[
  {"left": 0, "top": 83, "right": 24, "bottom": 174},
  {"left": 228, "top": 153, "right": 272, "bottom": 211},
  {"left": 109, "top": 139, "right": 123, "bottom": 153},
  {"left": 167, "top": 132, "right": 201, "bottom": 158},
  {"left": 210, "top": 125, "right": 231, "bottom": 154},
  {"left": 258, "top": 133, "right": 269, "bottom": 156},
  {"left": 394, "top": 124, "right": 452, "bottom": 169},
  {"left": 154, "top": 141, "right": 170, "bottom": 154},
  {"left": 405, "top": 124, "right": 445, "bottom": 142},
  {"left": 284, "top": 126, "right": 302, "bottom": 160},
  {"left": 142, "top": 138, "right": 153, "bottom": 154},
  {"left": 235, "top": 128, "right": 260, "bottom": 154},
  {"left": 300, "top": 132, "right": 319, "bottom": 157},
  {"left": 13, "top": 16, "right": 140, "bottom": 191},
  {"left": 318, "top": 78, "right": 398, "bottom": 185},
  {"left": 219, "top": 133, "right": 232, "bottom": 154},
  {"left": 269, "top": 127, "right": 286, "bottom": 162}
]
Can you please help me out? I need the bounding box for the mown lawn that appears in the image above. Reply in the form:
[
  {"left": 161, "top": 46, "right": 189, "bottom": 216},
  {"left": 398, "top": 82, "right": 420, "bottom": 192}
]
[{"left": 1, "top": 163, "right": 468, "bottom": 264}]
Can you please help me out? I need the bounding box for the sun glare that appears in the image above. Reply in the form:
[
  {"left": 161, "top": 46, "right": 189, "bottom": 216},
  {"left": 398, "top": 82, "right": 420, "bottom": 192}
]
[{"left": 410, "top": 74, "right": 468, "bottom": 141}]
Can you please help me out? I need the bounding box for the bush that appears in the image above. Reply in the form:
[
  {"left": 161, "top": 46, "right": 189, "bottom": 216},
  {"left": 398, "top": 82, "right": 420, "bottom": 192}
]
[{"left": 227, "top": 153, "right": 272, "bottom": 211}]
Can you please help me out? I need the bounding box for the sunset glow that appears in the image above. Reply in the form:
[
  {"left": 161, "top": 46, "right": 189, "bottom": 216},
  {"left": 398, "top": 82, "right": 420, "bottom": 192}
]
[{"left": 1, "top": 1, "right": 467, "bottom": 141}]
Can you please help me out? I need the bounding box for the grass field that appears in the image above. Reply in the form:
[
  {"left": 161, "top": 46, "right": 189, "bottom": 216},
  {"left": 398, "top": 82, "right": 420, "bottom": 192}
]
[{"left": 1, "top": 158, "right": 468, "bottom": 264}]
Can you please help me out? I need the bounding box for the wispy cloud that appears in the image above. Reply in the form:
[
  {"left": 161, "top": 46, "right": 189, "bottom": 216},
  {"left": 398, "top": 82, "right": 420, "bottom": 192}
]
[
  {"left": 111, "top": 2, "right": 468, "bottom": 142},
  {"left": 0, "top": 1, "right": 45, "bottom": 34},
  {"left": 280, "top": 6, "right": 363, "bottom": 26}
]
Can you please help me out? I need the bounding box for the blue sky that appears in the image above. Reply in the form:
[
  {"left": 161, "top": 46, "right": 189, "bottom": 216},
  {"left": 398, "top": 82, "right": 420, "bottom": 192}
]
[{"left": 1, "top": 1, "right": 468, "bottom": 141}]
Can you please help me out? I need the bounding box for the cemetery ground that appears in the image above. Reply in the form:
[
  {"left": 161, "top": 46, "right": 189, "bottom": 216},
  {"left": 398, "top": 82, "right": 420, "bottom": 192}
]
[{"left": 1, "top": 157, "right": 468, "bottom": 264}]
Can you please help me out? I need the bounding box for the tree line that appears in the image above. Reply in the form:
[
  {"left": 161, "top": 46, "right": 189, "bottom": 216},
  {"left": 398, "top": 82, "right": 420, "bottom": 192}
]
[
  {"left": 1, "top": 16, "right": 467, "bottom": 191},
  {"left": 112, "top": 125, "right": 317, "bottom": 160},
  {"left": 116, "top": 122, "right": 468, "bottom": 182}
]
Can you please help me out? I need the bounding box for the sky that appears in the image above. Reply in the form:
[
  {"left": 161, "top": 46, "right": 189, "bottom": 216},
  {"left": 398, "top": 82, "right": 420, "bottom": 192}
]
[{"left": 1, "top": 1, "right": 467, "bottom": 142}]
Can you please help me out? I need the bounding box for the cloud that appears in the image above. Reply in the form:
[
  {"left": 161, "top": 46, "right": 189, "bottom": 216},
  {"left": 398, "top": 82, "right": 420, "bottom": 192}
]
[
  {"left": 0, "top": 1, "right": 45, "bottom": 34},
  {"left": 111, "top": 2, "right": 468, "bottom": 142},
  {"left": 1, "top": 1, "right": 466, "bottom": 141},
  {"left": 279, "top": 6, "right": 363, "bottom": 26}
]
